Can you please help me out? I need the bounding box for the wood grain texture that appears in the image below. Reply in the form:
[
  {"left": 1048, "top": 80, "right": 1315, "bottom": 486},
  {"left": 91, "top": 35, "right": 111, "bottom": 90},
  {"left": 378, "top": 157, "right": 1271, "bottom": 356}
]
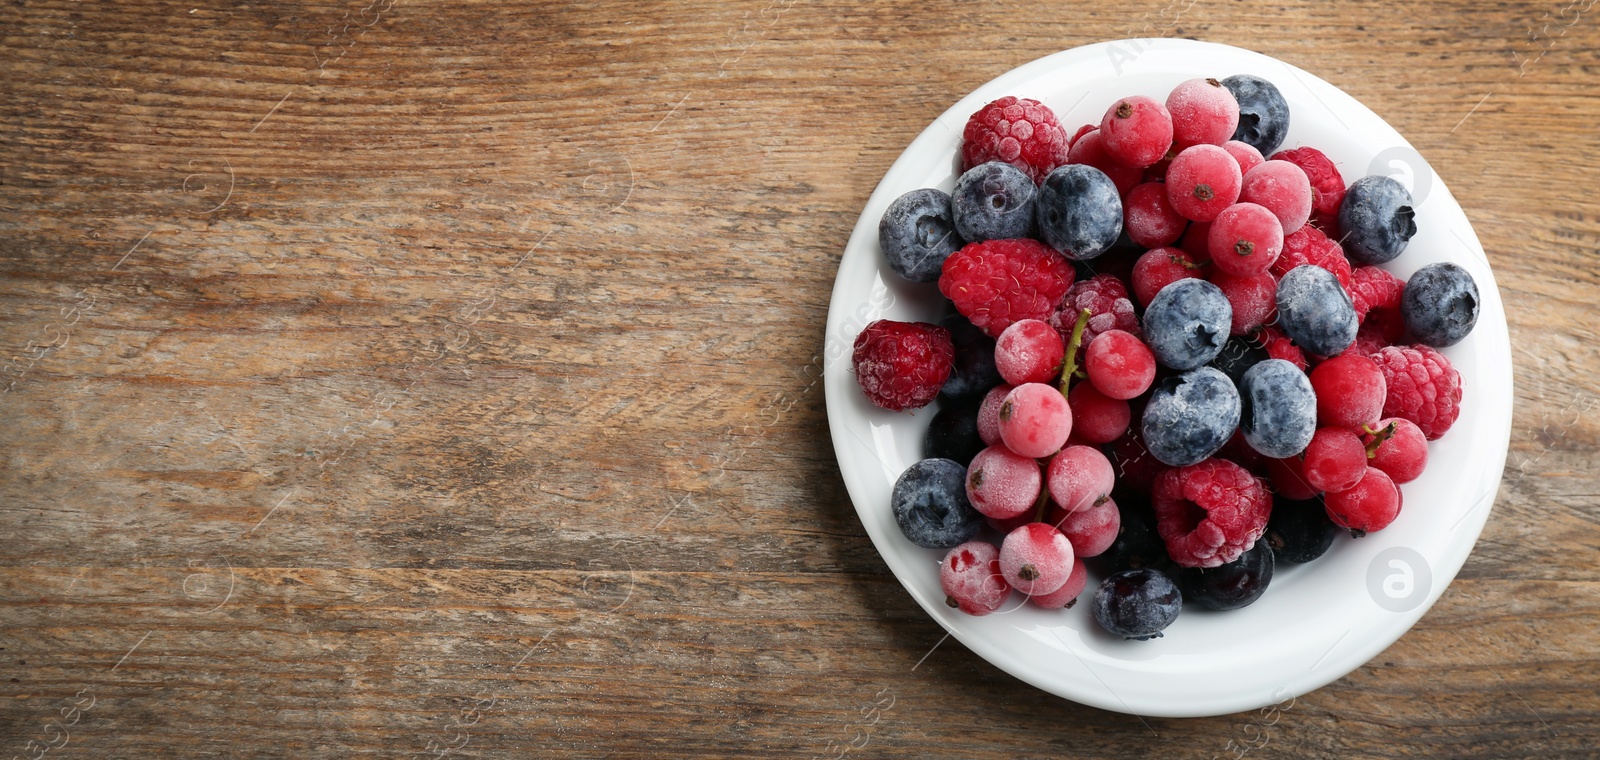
[{"left": 2, "top": 0, "right": 1598, "bottom": 756}]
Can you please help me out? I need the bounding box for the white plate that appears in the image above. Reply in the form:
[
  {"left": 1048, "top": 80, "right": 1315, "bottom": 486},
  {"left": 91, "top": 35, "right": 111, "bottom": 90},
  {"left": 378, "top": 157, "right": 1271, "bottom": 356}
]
[{"left": 823, "top": 38, "right": 1512, "bottom": 718}]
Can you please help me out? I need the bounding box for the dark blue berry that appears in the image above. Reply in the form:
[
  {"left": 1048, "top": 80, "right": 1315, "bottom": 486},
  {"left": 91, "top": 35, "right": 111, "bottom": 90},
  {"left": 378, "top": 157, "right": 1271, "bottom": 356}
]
[
  {"left": 1238, "top": 358, "right": 1316, "bottom": 458},
  {"left": 938, "top": 314, "right": 1001, "bottom": 399},
  {"left": 1088, "top": 492, "right": 1174, "bottom": 575},
  {"left": 891, "top": 458, "right": 983, "bottom": 549},
  {"left": 1210, "top": 334, "right": 1270, "bottom": 385},
  {"left": 1339, "top": 175, "right": 1416, "bottom": 265},
  {"left": 1221, "top": 75, "right": 1290, "bottom": 155},
  {"left": 879, "top": 188, "right": 961, "bottom": 283},
  {"left": 1093, "top": 568, "right": 1182, "bottom": 640},
  {"left": 1276, "top": 265, "right": 1357, "bottom": 356},
  {"left": 1401, "top": 262, "right": 1479, "bottom": 347},
  {"left": 1142, "top": 278, "right": 1232, "bottom": 370},
  {"left": 1141, "top": 366, "right": 1241, "bottom": 467},
  {"left": 1036, "top": 164, "right": 1122, "bottom": 260},
  {"left": 924, "top": 398, "right": 984, "bottom": 467},
  {"left": 951, "top": 161, "right": 1036, "bottom": 243},
  {"left": 1179, "top": 537, "right": 1274, "bottom": 611},
  {"left": 1265, "top": 496, "right": 1337, "bottom": 564}
]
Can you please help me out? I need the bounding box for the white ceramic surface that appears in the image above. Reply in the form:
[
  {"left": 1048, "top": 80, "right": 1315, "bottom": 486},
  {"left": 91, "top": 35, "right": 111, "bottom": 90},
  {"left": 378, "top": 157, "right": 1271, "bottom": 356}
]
[{"left": 822, "top": 38, "right": 1512, "bottom": 718}]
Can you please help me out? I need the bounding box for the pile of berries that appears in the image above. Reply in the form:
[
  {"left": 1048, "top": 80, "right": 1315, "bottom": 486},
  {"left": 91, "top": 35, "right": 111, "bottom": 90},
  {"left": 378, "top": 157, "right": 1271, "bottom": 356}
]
[{"left": 859, "top": 76, "right": 1480, "bottom": 641}]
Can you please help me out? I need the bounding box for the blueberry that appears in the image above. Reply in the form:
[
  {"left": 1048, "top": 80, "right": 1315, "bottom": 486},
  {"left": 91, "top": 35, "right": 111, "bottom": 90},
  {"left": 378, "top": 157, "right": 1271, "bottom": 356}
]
[
  {"left": 1276, "top": 265, "right": 1357, "bottom": 356},
  {"left": 1179, "top": 537, "right": 1274, "bottom": 611},
  {"left": 1093, "top": 568, "right": 1182, "bottom": 640},
  {"left": 1238, "top": 359, "right": 1316, "bottom": 458},
  {"left": 939, "top": 314, "right": 1001, "bottom": 399},
  {"left": 1339, "top": 175, "right": 1416, "bottom": 265},
  {"left": 1210, "top": 334, "right": 1270, "bottom": 386},
  {"left": 879, "top": 188, "right": 962, "bottom": 283},
  {"left": 1264, "top": 496, "right": 1337, "bottom": 564},
  {"left": 1402, "top": 262, "right": 1480, "bottom": 347},
  {"left": 952, "top": 161, "right": 1036, "bottom": 243},
  {"left": 1221, "top": 74, "right": 1290, "bottom": 155},
  {"left": 891, "top": 458, "right": 984, "bottom": 549},
  {"left": 1036, "top": 164, "right": 1123, "bottom": 260},
  {"left": 1141, "top": 366, "right": 1241, "bottom": 467},
  {"left": 1142, "top": 278, "right": 1232, "bottom": 370},
  {"left": 924, "top": 398, "right": 984, "bottom": 467},
  {"left": 1088, "top": 493, "right": 1174, "bottom": 575}
]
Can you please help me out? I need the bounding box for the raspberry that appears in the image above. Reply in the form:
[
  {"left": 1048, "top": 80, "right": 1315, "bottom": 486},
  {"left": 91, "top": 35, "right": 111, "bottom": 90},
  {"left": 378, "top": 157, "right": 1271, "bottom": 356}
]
[
  {"left": 1051, "top": 497, "right": 1121, "bottom": 558},
  {"left": 1349, "top": 265, "right": 1407, "bottom": 341},
  {"left": 1066, "top": 129, "right": 1143, "bottom": 196},
  {"left": 1209, "top": 270, "right": 1277, "bottom": 336},
  {"left": 998, "top": 382, "right": 1073, "bottom": 458},
  {"left": 1123, "top": 182, "right": 1188, "bottom": 249},
  {"left": 1239, "top": 160, "right": 1313, "bottom": 234},
  {"left": 1047, "top": 444, "right": 1115, "bottom": 515},
  {"left": 1324, "top": 468, "right": 1402, "bottom": 536},
  {"left": 1028, "top": 557, "right": 1089, "bottom": 609},
  {"left": 1223, "top": 140, "right": 1264, "bottom": 176},
  {"left": 1302, "top": 427, "right": 1367, "bottom": 493},
  {"left": 1258, "top": 325, "right": 1307, "bottom": 370},
  {"left": 1153, "top": 459, "right": 1272, "bottom": 568},
  {"left": 1362, "top": 417, "right": 1428, "bottom": 484},
  {"left": 1000, "top": 522, "right": 1075, "bottom": 595},
  {"left": 1371, "top": 345, "right": 1463, "bottom": 439},
  {"left": 940, "top": 238, "right": 1075, "bottom": 338},
  {"left": 994, "top": 319, "right": 1065, "bottom": 386},
  {"left": 851, "top": 320, "right": 954, "bottom": 411},
  {"left": 961, "top": 96, "right": 1071, "bottom": 184},
  {"left": 1348, "top": 321, "right": 1396, "bottom": 357},
  {"left": 966, "top": 443, "right": 1042, "bottom": 519},
  {"left": 1272, "top": 225, "right": 1353, "bottom": 292},
  {"left": 1309, "top": 354, "right": 1387, "bottom": 428},
  {"left": 976, "top": 383, "right": 1013, "bottom": 446},
  {"left": 1166, "top": 78, "right": 1240, "bottom": 150},
  {"left": 1085, "top": 329, "right": 1157, "bottom": 400},
  {"left": 1052, "top": 274, "right": 1139, "bottom": 351},
  {"left": 1271, "top": 146, "right": 1345, "bottom": 233},
  {"left": 1132, "top": 247, "right": 1206, "bottom": 307},
  {"left": 941, "top": 541, "right": 1011, "bottom": 615},
  {"left": 1100, "top": 96, "right": 1174, "bottom": 168},
  {"left": 1067, "top": 381, "right": 1131, "bottom": 443},
  {"left": 1208, "top": 202, "right": 1284, "bottom": 276},
  {"left": 1166, "top": 145, "right": 1243, "bottom": 222}
]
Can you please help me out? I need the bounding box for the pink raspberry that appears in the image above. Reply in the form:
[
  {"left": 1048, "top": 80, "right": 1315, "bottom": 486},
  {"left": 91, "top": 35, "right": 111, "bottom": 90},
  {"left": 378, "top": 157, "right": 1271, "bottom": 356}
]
[
  {"left": 1272, "top": 225, "right": 1353, "bottom": 292},
  {"left": 1240, "top": 160, "right": 1313, "bottom": 234},
  {"left": 1000, "top": 522, "right": 1075, "bottom": 595},
  {"left": 1051, "top": 274, "right": 1139, "bottom": 351},
  {"left": 940, "top": 238, "right": 1075, "bottom": 338},
  {"left": 1258, "top": 325, "right": 1308, "bottom": 370},
  {"left": 1371, "top": 345, "right": 1463, "bottom": 439},
  {"left": 1167, "top": 78, "right": 1241, "bottom": 150},
  {"left": 1210, "top": 270, "right": 1277, "bottom": 335},
  {"left": 1167, "top": 144, "right": 1242, "bottom": 222},
  {"left": 851, "top": 320, "right": 953, "bottom": 411},
  {"left": 1271, "top": 146, "right": 1346, "bottom": 234},
  {"left": 1066, "top": 129, "right": 1142, "bottom": 196},
  {"left": 1132, "top": 246, "right": 1207, "bottom": 307},
  {"left": 1124, "top": 182, "right": 1188, "bottom": 249},
  {"left": 1349, "top": 265, "right": 1407, "bottom": 344},
  {"left": 1208, "top": 202, "right": 1283, "bottom": 276},
  {"left": 961, "top": 96, "right": 1071, "bottom": 184},
  {"left": 1223, "top": 140, "right": 1265, "bottom": 176},
  {"left": 1153, "top": 459, "right": 1272, "bottom": 568},
  {"left": 1100, "top": 96, "right": 1174, "bottom": 168},
  {"left": 940, "top": 541, "right": 1011, "bottom": 615}
]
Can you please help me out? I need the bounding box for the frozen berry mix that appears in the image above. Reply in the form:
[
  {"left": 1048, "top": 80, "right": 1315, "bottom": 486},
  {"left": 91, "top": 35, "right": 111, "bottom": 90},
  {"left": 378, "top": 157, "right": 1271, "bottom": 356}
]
[{"left": 866, "top": 75, "right": 1477, "bottom": 641}]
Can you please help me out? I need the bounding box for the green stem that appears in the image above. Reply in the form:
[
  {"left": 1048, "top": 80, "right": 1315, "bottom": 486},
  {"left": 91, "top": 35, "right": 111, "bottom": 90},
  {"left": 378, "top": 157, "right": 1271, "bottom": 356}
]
[
  {"left": 1362, "top": 421, "right": 1397, "bottom": 459},
  {"left": 1057, "top": 308, "right": 1092, "bottom": 397}
]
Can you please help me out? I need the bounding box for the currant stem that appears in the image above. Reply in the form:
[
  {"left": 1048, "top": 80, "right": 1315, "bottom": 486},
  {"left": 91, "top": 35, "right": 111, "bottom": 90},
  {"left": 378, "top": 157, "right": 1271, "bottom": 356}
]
[
  {"left": 1032, "top": 456, "right": 1053, "bottom": 524},
  {"left": 1362, "top": 421, "right": 1397, "bottom": 459},
  {"left": 1057, "top": 308, "right": 1093, "bottom": 397}
]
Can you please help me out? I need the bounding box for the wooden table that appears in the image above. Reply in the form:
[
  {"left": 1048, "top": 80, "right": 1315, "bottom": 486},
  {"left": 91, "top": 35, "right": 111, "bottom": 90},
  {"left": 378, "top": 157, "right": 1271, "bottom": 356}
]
[{"left": 3, "top": 1, "right": 1597, "bottom": 756}]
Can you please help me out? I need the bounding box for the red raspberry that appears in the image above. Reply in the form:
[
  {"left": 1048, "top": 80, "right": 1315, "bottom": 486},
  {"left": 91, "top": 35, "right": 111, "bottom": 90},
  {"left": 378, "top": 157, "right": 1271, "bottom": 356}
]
[
  {"left": 1271, "top": 147, "right": 1346, "bottom": 234},
  {"left": 1210, "top": 270, "right": 1277, "bottom": 336},
  {"left": 1272, "top": 225, "right": 1353, "bottom": 292},
  {"left": 940, "top": 239, "right": 1075, "bottom": 338},
  {"left": 1132, "top": 247, "right": 1206, "bottom": 306},
  {"left": 1067, "top": 129, "right": 1143, "bottom": 196},
  {"left": 1349, "top": 265, "right": 1407, "bottom": 345},
  {"left": 1051, "top": 274, "right": 1139, "bottom": 350},
  {"left": 1167, "top": 145, "right": 1242, "bottom": 222},
  {"left": 1258, "top": 325, "right": 1308, "bottom": 370},
  {"left": 1124, "top": 182, "right": 1188, "bottom": 249},
  {"left": 851, "top": 320, "right": 953, "bottom": 411},
  {"left": 961, "top": 96, "right": 1071, "bottom": 184},
  {"left": 1153, "top": 459, "right": 1272, "bottom": 568},
  {"left": 1208, "top": 202, "right": 1283, "bottom": 276},
  {"left": 1100, "top": 96, "right": 1174, "bottom": 168},
  {"left": 1166, "top": 78, "right": 1240, "bottom": 150},
  {"left": 1325, "top": 468, "right": 1402, "bottom": 536},
  {"left": 1371, "top": 345, "right": 1463, "bottom": 439},
  {"left": 1347, "top": 322, "right": 1395, "bottom": 357}
]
